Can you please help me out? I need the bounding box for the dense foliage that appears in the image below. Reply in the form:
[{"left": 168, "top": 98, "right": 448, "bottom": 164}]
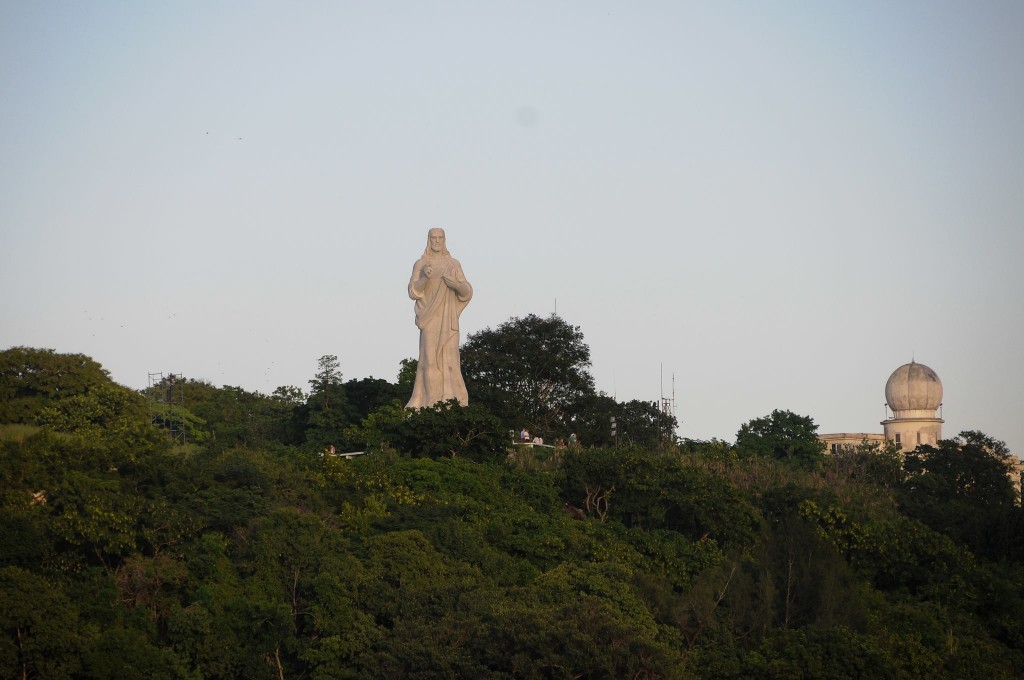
[
  {"left": 1, "top": 345, "right": 1022, "bottom": 679},
  {"left": 736, "top": 409, "right": 826, "bottom": 469},
  {"left": 461, "top": 314, "right": 596, "bottom": 438},
  {"left": 461, "top": 314, "right": 677, "bottom": 447}
]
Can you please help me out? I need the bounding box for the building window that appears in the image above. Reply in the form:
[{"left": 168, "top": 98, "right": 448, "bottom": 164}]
[
  {"left": 831, "top": 443, "right": 841, "bottom": 454},
  {"left": 894, "top": 433, "right": 902, "bottom": 446}
]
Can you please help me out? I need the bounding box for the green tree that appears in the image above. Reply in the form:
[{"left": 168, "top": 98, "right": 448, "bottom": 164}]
[
  {"left": 265, "top": 385, "right": 307, "bottom": 446},
  {"left": 614, "top": 399, "right": 678, "bottom": 448},
  {"left": 824, "top": 438, "right": 904, "bottom": 488},
  {"left": 191, "top": 448, "right": 276, "bottom": 531},
  {"left": 568, "top": 392, "right": 619, "bottom": 448},
  {"left": 306, "top": 355, "right": 352, "bottom": 450},
  {"left": 342, "top": 401, "right": 407, "bottom": 451},
  {"left": 227, "top": 507, "right": 362, "bottom": 678},
  {"left": 679, "top": 437, "right": 737, "bottom": 460},
  {"left": 80, "top": 626, "right": 191, "bottom": 679},
  {"left": 739, "top": 627, "right": 897, "bottom": 680},
  {"left": 561, "top": 447, "right": 759, "bottom": 547},
  {"left": 755, "top": 510, "right": 868, "bottom": 632},
  {"left": 37, "top": 382, "right": 150, "bottom": 440},
  {"left": 391, "top": 400, "right": 508, "bottom": 462},
  {"left": 354, "top": 530, "right": 495, "bottom": 677},
  {"left": 903, "top": 431, "right": 1015, "bottom": 508},
  {"left": 344, "top": 377, "right": 405, "bottom": 423},
  {"left": 50, "top": 472, "right": 142, "bottom": 571},
  {"left": 461, "top": 313, "right": 596, "bottom": 437},
  {"left": 397, "top": 358, "right": 417, "bottom": 397},
  {"left": 181, "top": 380, "right": 306, "bottom": 449},
  {"left": 0, "top": 567, "right": 85, "bottom": 679},
  {"left": 736, "top": 409, "right": 825, "bottom": 469},
  {"left": 568, "top": 394, "right": 679, "bottom": 449},
  {"left": 0, "top": 347, "right": 111, "bottom": 424},
  {"left": 900, "top": 431, "right": 1019, "bottom": 561}
]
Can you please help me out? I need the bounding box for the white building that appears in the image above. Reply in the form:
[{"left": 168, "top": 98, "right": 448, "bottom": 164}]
[
  {"left": 819, "top": 432, "right": 887, "bottom": 455},
  {"left": 820, "top": 360, "right": 943, "bottom": 453},
  {"left": 881, "top": 361, "right": 943, "bottom": 451},
  {"left": 819, "top": 362, "right": 1024, "bottom": 501}
]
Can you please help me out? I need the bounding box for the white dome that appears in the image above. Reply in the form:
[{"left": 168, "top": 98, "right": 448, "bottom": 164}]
[{"left": 885, "top": 362, "right": 942, "bottom": 412}]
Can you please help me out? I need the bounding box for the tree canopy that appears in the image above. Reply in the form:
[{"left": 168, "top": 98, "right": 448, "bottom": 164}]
[
  {"left": 2, "top": 343, "right": 1022, "bottom": 678},
  {"left": 736, "top": 408, "right": 826, "bottom": 469},
  {"left": 461, "top": 313, "right": 595, "bottom": 437},
  {"left": 0, "top": 347, "right": 113, "bottom": 424},
  {"left": 899, "top": 430, "right": 1022, "bottom": 561}
]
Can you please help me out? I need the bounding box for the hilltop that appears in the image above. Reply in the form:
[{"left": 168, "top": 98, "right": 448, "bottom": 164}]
[{"left": 1, "top": 341, "right": 1022, "bottom": 679}]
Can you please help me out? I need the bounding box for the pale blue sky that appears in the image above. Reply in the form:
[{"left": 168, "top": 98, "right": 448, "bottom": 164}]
[{"left": 2, "top": 1, "right": 1022, "bottom": 454}]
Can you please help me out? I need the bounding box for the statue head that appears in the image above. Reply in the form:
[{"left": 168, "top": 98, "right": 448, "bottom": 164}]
[{"left": 423, "top": 227, "right": 450, "bottom": 257}]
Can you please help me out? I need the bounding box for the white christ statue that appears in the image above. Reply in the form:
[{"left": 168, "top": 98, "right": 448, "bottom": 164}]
[{"left": 406, "top": 227, "right": 473, "bottom": 408}]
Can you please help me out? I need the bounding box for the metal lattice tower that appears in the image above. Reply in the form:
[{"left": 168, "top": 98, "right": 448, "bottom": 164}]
[{"left": 660, "top": 365, "right": 678, "bottom": 427}]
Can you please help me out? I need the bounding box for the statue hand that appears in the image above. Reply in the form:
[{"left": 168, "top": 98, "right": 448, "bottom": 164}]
[{"left": 423, "top": 263, "right": 433, "bottom": 278}]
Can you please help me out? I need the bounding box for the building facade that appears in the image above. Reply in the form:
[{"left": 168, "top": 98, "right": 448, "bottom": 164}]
[
  {"left": 820, "top": 360, "right": 943, "bottom": 453},
  {"left": 881, "top": 361, "right": 943, "bottom": 451},
  {"left": 819, "top": 432, "right": 887, "bottom": 455}
]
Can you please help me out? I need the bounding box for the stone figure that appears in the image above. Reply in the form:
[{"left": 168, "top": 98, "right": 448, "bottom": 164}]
[{"left": 406, "top": 228, "right": 473, "bottom": 408}]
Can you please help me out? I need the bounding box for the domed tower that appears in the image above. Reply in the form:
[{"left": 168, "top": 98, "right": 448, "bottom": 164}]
[{"left": 882, "top": 361, "right": 943, "bottom": 450}]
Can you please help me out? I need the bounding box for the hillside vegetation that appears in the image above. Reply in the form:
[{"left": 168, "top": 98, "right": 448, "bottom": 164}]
[{"left": 1, "top": 336, "right": 1022, "bottom": 679}]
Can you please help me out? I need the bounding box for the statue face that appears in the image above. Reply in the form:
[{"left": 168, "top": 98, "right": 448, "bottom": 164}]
[{"left": 429, "top": 229, "right": 445, "bottom": 253}]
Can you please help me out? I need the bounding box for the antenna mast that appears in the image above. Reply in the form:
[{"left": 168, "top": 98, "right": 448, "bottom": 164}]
[{"left": 658, "top": 364, "right": 678, "bottom": 434}]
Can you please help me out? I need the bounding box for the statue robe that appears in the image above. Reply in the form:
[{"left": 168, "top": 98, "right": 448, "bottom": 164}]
[{"left": 406, "top": 255, "right": 472, "bottom": 408}]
